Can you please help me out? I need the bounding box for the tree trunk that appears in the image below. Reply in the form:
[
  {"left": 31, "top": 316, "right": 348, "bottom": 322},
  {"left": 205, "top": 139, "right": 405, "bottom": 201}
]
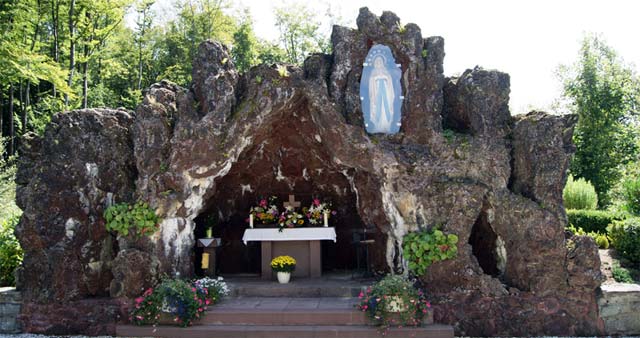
[
  {"left": 65, "top": 0, "right": 76, "bottom": 107},
  {"left": 24, "top": 81, "right": 30, "bottom": 134},
  {"left": 8, "top": 85, "right": 15, "bottom": 155},
  {"left": 137, "top": 10, "right": 145, "bottom": 91},
  {"left": 51, "top": 0, "right": 60, "bottom": 97},
  {"left": 82, "top": 47, "right": 88, "bottom": 108},
  {"left": 0, "top": 86, "right": 4, "bottom": 138}
]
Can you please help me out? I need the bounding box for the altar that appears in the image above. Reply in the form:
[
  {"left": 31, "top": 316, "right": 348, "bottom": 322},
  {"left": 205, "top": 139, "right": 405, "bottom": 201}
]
[{"left": 242, "top": 227, "right": 337, "bottom": 280}]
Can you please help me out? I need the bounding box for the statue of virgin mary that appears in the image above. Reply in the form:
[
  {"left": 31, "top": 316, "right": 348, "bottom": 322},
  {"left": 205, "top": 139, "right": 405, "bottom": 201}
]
[{"left": 368, "top": 56, "right": 395, "bottom": 133}]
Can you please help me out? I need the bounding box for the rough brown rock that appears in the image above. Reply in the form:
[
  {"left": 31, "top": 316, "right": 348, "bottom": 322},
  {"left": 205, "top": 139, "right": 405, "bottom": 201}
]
[
  {"left": 15, "top": 109, "right": 135, "bottom": 305},
  {"left": 14, "top": 7, "right": 603, "bottom": 336}
]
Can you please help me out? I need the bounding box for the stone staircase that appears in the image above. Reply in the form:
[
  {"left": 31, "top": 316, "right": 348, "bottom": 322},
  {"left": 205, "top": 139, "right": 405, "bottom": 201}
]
[{"left": 116, "top": 278, "right": 454, "bottom": 338}]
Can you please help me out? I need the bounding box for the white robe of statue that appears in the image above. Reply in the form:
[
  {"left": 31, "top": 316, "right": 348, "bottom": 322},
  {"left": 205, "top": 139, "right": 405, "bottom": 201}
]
[{"left": 368, "top": 56, "right": 395, "bottom": 133}]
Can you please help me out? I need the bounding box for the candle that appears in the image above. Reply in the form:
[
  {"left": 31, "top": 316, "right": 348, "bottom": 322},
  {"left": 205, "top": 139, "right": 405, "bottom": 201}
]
[
  {"left": 250, "top": 214, "right": 254, "bottom": 228},
  {"left": 201, "top": 253, "right": 210, "bottom": 269},
  {"left": 206, "top": 228, "right": 212, "bottom": 238},
  {"left": 323, "top": 211, "right": 329, "bottom": 227}
]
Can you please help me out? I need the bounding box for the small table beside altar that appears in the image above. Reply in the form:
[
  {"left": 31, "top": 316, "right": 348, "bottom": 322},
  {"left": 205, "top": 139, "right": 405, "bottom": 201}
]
[{"left": 242, "top": 227, "right": 336, "bottom": 280}]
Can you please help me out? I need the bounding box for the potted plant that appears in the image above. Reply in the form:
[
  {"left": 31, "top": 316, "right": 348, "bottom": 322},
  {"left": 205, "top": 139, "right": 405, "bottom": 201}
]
[
  {"left": 357, "top": 275, "right": 431, "bottom": 331},
  {"left": 270, "top": 255, "right": 296, "bottom": 284}
]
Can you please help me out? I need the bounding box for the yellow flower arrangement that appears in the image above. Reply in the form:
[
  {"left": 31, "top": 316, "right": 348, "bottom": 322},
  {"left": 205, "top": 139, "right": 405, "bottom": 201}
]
[{"left": 270, "top": 255, "right": 296, "bottom": 272}]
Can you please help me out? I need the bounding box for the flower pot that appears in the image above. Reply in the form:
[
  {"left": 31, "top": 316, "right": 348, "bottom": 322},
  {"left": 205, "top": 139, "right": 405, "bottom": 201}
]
[
  {"left": 277, "top": 271, "right": 291, "bottom": 284},
  {"left": 385, "top": 296, "right": 407, "bottom": 312}
]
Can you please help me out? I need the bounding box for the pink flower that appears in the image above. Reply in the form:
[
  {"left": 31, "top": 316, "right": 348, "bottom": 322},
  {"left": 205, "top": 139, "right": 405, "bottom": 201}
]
[
  {"left": 135, "top": 297, "right": 144, "bottom": 304},
  {"left": 206, "top": 299, "right": 211, "bottom": 305},
  {"left": 358, "top": 292, "right": 364, "bottom": 298},
  {"left": 198, "top": 307, "right": 203, "bottom": 312},
  {"left": 245, "top": 218, "right": 250, "bottom": 223},
  {"left": 260, "top": 199, "right": 267, "bottom": 207},
  {"left": 136, "top": 315, "right": 143, "bottom": 320},
  {"left": 422, "top": 309, "right": 427, "bottom": 313},
  {"left": 192, "top": 287, "right": 196, "bottom": 292},
  {"left": 313, "top": 198, "right": 321, "bottom": 206}
]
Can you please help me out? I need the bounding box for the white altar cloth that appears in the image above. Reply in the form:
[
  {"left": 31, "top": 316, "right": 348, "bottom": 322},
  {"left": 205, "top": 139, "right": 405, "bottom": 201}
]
[{"left": 242, "top": 227, "right": 337, "bottom": 245}]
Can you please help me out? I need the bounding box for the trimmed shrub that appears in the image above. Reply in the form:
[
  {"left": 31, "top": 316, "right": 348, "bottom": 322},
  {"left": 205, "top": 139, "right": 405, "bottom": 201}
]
[
  {"left": 595, "top": 234, "right": 610, "bottom": 249},
  {"left": 608, "top": 218, "right": 640, "bottom": 267},
  {"left": 567, "top": 224, "right": 610, "bottom": 249},
  {"left": 563, "top": 175, "right": 598, "bottom": 210},
  {"left": 566, "top": 209, "right": 622, "bottom": 234},
  {"left": 0, "top": 215, "right": 23, "bottom": 286}
]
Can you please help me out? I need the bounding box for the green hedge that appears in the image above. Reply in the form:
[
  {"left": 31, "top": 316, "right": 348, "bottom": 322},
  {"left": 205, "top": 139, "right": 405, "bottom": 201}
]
[
  {"left": 0, "top": 215, "right": 22, "bottom": 286},
  {"left": 608, "top": 218, "right": 640, "bottom": 267},
  {"left": 566, "top": 209, "right": 622, "bottom": 234}
]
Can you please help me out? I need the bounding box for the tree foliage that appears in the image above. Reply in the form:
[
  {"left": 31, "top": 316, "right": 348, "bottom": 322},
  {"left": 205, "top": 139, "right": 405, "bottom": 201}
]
[
  {"left": 274, "top": 3, "right": 325, "bottom": 65},
  {"left": 0, "top": 0, "right": 333, "bottom": 162},
  {"left": 560, "top": 35, "right": 640, "bottom": 206}
]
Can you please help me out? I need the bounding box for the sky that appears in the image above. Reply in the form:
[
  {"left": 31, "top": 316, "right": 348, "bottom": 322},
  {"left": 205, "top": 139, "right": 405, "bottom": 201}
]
[{"left": 146, "top": 0, "right": 640, "bottom": 115}]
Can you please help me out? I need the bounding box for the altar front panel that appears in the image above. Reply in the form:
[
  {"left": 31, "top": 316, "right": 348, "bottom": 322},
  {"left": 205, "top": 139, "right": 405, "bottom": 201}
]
[{"left": 260, "top": 240, "right": 321, "bottom": 280}]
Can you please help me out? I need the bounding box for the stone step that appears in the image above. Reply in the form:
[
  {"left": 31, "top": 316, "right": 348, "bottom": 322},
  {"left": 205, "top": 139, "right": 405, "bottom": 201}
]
[
  {"left": 202, "top": 296, "right": 364, "bottom": 325},
  {"left": 226, "top": 278, "right": 368, "bottom": 298},
  {"left": 202, "top": 308, "right": 368, "bottom": 326},
  {"left": 116, "top": 324, "right": 454, "bottom": 338}
]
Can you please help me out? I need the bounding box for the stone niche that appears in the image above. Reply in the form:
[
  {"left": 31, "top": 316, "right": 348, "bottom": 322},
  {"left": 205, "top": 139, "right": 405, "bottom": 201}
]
[{"left": 15, "top": 7, "right": 605, "bottom": 336}]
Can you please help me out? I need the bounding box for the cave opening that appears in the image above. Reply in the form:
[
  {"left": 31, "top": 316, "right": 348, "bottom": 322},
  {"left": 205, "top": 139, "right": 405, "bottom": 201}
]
[
  {"left": 468, "top": 209, "right": 501, "bottom": 277},
  {"left": 190, "top": 95, "right": 381, "bottom": 278}
]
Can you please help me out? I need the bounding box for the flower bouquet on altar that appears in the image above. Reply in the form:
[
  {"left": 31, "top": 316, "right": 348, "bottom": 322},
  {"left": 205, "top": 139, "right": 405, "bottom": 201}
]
[
  {"left": 304, "top": 198, "right": 336, "bottom": 227},
  {"left": 248, "top": 196, "right": 280, "bottom": 226},
  {"left": 277, "top": 206, "right": 305, "bottom": 232}
]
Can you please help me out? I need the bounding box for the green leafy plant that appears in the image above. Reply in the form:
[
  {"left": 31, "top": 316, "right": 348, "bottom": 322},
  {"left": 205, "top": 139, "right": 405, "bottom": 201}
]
[
  {"left": 0, "top": 215, "right": 23, "bottom": 286},
  {"left": 612, "top": 263, "right": 634, "bottom": 283},
  {"left": 608, "top": 218, "right": 640, "bottom": 267},
  {"left": 403, "top": 227, "right": 459, "bottom": 276},
  {"left": 620, "top": 175, "right": 640, "bottom": 216},
  {"left": 276, "top": 64, "right": 289, "bottom": 77},
  {"left": 104, "top": 201, "right": 160, "bottom": 238},
  {"left": 563, "top": 175, "right": 598, "bottom": 210},
  {"left": 566, "top": 209, "right": 622, "bottom": 234},
  {"left": 357, "top": 275, "right": 431, "bottom": 332},
  {"left": 567, "top": 224, "right": 609, "bottom": 249},
  {"left": 442, "top": 129, "right": 456, "bottom": 144}
]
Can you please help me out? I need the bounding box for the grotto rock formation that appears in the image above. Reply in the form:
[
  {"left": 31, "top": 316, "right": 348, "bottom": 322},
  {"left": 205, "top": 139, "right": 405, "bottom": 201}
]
[{"left": 15, "top": 7, "right": 604, "bottom": 336}]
